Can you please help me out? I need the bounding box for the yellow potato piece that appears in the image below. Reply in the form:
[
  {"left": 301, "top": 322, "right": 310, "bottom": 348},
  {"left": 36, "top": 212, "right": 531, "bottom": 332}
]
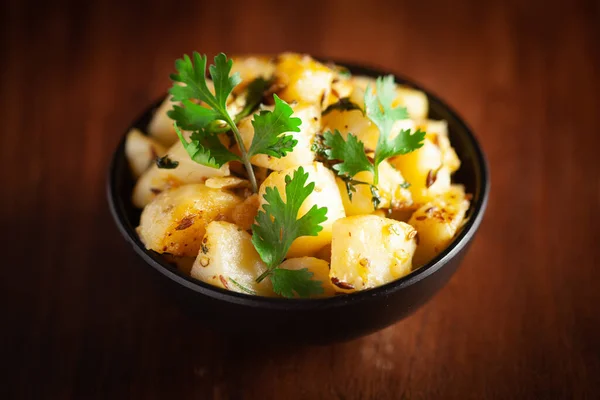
[
  {"left": 231, "top": 56, "right": 275, "bottom": 93},
  {"left": 191, "top": 221, "right": 273, "bottom": 296},
  {"left": 389, "top": 138, "right": 452, "bottom": 205},
  {"left": 147, "top": 96, "right": 179, "bottom": 147},
  {"left": 336, "top": 160, "right": 412, "bottom": 215},
  {"left": 124, "top": 128, "right": 167, "bottom": 178},
  {"left": 137, "top": 184, "right": 241, "bottom": 257},
  {"left": 258, "top": 162, "right": 346, "bottom": 258},
  {"left": 132, "top": 140, "right": 230, "bottom": 208},
  {"left": 330, "top": 215, "right": 417, "bottom": 293},
  {"left": 408, "top": 185, "right": 470, "bottom": 267},
  {"left": 274, "top": 53, "right": 334, "bottom": 107}
]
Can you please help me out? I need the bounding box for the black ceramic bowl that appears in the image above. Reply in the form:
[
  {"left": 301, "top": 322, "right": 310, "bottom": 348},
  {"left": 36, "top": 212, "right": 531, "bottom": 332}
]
[{"left": 108, "top": 62, "right": 489, "bottom": 344}]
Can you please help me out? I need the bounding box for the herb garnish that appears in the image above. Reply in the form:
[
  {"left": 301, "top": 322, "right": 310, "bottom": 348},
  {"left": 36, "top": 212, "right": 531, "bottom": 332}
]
[
  {"left": 167, "top": 53, "right": 299, "bottom": 192},
  {"left": 155, "top": 155, "right": 179, "bottom": 169},
  {"left": 322, "top": 98, "right": 362, "bottom": 115},
  {"left": 318, "top": 76, "right": 425, "bottom": 196},
  {"left": 252, "top": 167, "right": 327, "bottom": 298}
]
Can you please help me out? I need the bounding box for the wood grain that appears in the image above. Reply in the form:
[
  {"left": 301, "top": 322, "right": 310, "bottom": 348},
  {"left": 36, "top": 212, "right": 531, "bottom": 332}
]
[{"left": 2, "top": 0, "right": 599, "bottom": 398}]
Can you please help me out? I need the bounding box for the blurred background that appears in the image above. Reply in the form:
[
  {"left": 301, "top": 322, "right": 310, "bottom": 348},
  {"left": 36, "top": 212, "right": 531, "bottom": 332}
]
[{"left": 2, "top": 0, "right": 599, "bottom": 398}]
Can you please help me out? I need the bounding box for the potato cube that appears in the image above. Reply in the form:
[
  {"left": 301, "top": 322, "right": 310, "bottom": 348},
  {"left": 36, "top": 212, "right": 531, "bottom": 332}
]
[
  {"left": 336, "top": 160, "right": 412, "bottom": 215},
  {"left": 274, "top": 53, "right": 334, "bottom": 107},
  {"left": 191, "top": 221, "right": 273, "bottom": 296},
  {"left": 124, "top": 128, "right": 167, "bottom": 178},
  {"left": 330, "top": 215, "right": 417, "bottom": 293},
  {"left": 137, "top": 184, "right": 241, "bottom": 257},
  {"left": 408, "top": 185, "right": 470, "bottom": 267},
  {"left": 132, "top": 140, "right": 230, "bottom": 208}
]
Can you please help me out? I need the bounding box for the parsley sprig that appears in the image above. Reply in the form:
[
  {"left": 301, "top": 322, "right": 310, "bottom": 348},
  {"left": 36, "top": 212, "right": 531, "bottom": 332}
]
[
  {"left": 167, "top": 52, "right": 299, "bottom": 192},
  {"left": 252, "top": 167, "right": 327, "bottom": 298},
  {"left": 365, "top": 76, "right": 426, "bottom": 184},
  {"left": 320, "top": 75, "right": 426, "bottom": 189}
]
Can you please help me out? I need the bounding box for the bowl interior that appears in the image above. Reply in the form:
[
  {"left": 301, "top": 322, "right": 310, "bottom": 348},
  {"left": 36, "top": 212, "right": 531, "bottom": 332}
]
[{"left": 108, "top": 61, "right": 489, "bottom": 308}]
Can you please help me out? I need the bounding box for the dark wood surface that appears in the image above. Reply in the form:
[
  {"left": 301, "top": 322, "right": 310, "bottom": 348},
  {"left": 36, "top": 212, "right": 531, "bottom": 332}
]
[{"left": 2, "top": 0, "right": 599, "bottom": 398}]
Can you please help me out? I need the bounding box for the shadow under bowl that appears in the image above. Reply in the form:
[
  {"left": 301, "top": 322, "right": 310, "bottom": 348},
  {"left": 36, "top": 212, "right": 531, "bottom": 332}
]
[{"left": 107, "top": 61, "right": 490, "bottom": 344}]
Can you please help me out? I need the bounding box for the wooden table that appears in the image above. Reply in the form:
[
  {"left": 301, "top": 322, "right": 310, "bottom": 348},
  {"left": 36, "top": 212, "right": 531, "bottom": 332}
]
[{"left": 3, "top": 0, "right": 599, "bottom": 398}]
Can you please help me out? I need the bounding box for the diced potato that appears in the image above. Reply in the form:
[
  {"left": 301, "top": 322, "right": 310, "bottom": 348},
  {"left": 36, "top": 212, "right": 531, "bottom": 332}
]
[
  {"left": 414, "top": 119, "right": 460, "bottom": 173},
  {"left": 124, "top": 128, "right": 167, "bottom": 178},
  {"left": 147, "top": 97, "right": 178, "bottom": 147},
  {"left": 436, "top": 133, "right": 461, "bottom": 173},
  {"left": 389, "top": 138, "right": 452, "bottom": 205},
  {"left": 205, "top": 176, "right": 250, "bottom": 190},
  {"left": 274, "top": 53, "right": 334, "bottom": 107},
  {"left": 393, "top": 86, "right": 428, "bottom": 120},
  {"left": 137, "top": 184, "right": 241, "bottom": 257},
  {"left": 330, "top": 215, "right": 417, "bottom": 293},
  {"left": 132, "top": 140, "right": 230, "bottom": 208},
  {"left": 420, "top": 119, "right": 448, "bottom": 136},
  {"left": 191, "top": 221, "right": 273, "bottom": 296},
  {"left": 231, "top": 56, "right": 275, "bottom": 92},
  {"left": 408, "top": 185, "right": 470, "bottom": 267},
  {"left": 325, "top": 75, "right": 354, "bottom": 107},
  {"left": 147, "top": 79, "right": 230, "bottom": 147},
  {"left": 350, "top": 76, "right": 428, "bottom": 120},
  {"left": 322, "top": 109, "right": 415, "bottom": 151},
  {"left": 336, "top": 161, "right": 412, "bottom": 216},
  {"left": 238, "top": 103, "right": 320, "bottom": 170},
  {"left": 231, "top": 194, "right": 260, "bottom": 231},
  {"left": 258, "top": 162, "right": 346, "bottom": 258},
  {"left": 279, "top": 257, "right": 336, "bottom": 298}
]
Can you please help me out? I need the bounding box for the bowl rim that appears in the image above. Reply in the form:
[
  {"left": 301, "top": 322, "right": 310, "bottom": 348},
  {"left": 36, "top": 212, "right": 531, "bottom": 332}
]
[{"left": 107, "top": 60, "right": 490, "bottom": 311}]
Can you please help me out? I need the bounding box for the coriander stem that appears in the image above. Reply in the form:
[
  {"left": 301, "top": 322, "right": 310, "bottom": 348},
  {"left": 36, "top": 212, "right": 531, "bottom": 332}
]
[
  {"left": 372, "top": 161, "right": 380, "bottom": 185},
  {"left": 255, "top": 267, "right": 273, "bottom": 283},
  {"left": 224, "top": 114, "right": 258, "bottom": 193}
]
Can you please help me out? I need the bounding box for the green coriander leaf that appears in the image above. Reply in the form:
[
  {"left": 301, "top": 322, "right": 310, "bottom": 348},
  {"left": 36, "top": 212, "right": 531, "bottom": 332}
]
[
  {"left": 247, "top": 94, "right": 301, "bottom": 158},
  {"left": 400, "top": 181, "right": 411, "bottom": 189},
  {"left": 322, "top": 130, "right": 374, "bottom": 178},
  {"left": 210, "top": 53, "right": 242, "bottom": 111},
  {"left": 168, "top": 100, "right": 219, "bottom": 131},
  {"left": 155, "top": 155, "right": 179, "bottom": 169},
  {"left": 175, "top": 124, "right": 239, "bottom": 168},
  {"left": 364, "top": 75, "right": 425, "bottom": 184},
  {"left": 168, "top": 52, "right": 258, "bottom": 191},
  {"left": 170, "top": 52, "right": 240, "bottom": 116},
  {"left": 252, "top": 166, "right": 328, "bottom": 270},
  {"left": 322, "top": 98, "right": 363, "bottom": 115},
  {"left": 175, "top": 124, "right": 219, "bottom": 168},
  {"left": 375, "top": 128, "right": 426, "bottom": 162},
  {"left": 175, "top": 125, "right": 219, "bottom": 168},
  {"left": 270, "top": 268, "right": 324, "bottom": 298},
  {"left": 197, "top": 133, "right": 241, "bottom": 165}
]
